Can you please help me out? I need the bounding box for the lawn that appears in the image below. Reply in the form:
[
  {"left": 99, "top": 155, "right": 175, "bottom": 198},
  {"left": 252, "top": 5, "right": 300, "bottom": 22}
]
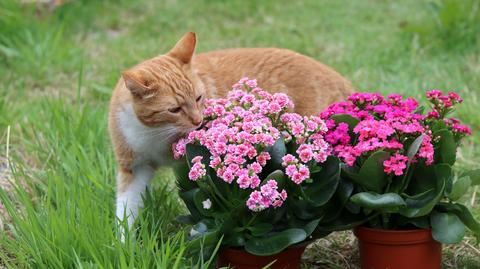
[{"left": 0, "top": 0, "right": 479, "bottom": 268}]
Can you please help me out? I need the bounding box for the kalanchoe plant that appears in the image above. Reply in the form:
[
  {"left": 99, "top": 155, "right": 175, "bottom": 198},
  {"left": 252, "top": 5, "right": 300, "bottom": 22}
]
[
  {"left": 318, "top": 90, "right": 480, "bottom": 244},
  {"left": 172, "top": 78, "right": 344, "bottom": 256}
]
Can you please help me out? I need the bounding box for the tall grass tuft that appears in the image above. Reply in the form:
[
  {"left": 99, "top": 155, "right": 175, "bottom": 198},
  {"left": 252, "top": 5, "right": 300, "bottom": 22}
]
[
  {"left": 0, "top": 97, "right": 216, "bottom": 268},
  {"left": 401, "top": 0, "right": 480, "bottom": 51}
]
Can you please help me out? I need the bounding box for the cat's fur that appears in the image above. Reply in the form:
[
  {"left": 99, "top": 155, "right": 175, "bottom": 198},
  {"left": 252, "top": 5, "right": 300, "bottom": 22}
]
[{"left": 108, "top": 32, "right": 354, "bottom": 232}]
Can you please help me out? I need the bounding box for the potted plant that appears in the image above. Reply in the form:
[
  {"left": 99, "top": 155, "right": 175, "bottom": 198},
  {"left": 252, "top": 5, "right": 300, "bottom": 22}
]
[
  {"left": 172, "top": 78, "right": 345, "bottom": 269},
  {"left": 319, "top": 91, "right": 480, "bottom": 269}
]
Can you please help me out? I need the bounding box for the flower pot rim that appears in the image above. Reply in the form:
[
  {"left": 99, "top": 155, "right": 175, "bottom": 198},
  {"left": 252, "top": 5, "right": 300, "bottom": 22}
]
[{"left": 354, "top": 226, "right": 435, "bottom": 245}]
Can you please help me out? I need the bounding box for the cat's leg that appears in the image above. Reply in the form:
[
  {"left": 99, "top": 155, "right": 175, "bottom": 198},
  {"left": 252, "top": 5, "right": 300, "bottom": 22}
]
[{"left": 115, "top": 165, "right": 154, "bottom": 239}]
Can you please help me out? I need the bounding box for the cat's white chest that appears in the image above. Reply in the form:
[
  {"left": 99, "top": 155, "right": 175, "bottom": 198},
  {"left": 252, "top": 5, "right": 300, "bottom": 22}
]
[{"left": 117, "top": 104, "right": 175, "bottom": 167}]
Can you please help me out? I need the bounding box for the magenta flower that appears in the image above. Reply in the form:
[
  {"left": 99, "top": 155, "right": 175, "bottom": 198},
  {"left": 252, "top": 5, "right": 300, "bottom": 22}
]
[
  {"left": 322, "top": 90, "right": 470, "bottom": 177},
  {"left": 383, "top": 154, "right": 409, "bottom": 176}
]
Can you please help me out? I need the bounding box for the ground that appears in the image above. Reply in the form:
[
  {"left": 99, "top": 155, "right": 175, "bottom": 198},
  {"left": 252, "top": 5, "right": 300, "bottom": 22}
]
[{"left": 0, "top": 0, "right": 479, "bottom": 268}]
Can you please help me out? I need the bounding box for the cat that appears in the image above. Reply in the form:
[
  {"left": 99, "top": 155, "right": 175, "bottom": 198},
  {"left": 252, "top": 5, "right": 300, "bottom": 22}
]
[{"left": 108, "top": 32, "right": 354, "bottom": 233}]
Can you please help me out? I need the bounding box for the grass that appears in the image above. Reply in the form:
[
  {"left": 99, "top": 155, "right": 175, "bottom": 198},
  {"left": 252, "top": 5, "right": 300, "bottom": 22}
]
[{"left": 0, "top": 0, "right": 479, "bottom": 268}]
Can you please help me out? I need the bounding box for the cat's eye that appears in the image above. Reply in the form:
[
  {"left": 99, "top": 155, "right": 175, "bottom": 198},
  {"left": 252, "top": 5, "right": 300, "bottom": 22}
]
[
  {"left": 196, "top": 95, "right": 202, "bottom": 102},
  {"left": 168, "top": 107, "right": 182, "bottom": 113}
]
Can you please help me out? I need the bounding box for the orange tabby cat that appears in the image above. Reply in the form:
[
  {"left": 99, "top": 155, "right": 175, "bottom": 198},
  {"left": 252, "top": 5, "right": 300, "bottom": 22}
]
[{"left": 109, "top": 32, "right": 354, "bottom": 232}]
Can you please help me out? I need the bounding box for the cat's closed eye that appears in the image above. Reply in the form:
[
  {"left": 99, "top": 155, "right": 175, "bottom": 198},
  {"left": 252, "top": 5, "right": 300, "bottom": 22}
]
[
  {"left": 168, "top": 107, "right": 182, "bottom": 113},
  {"left": 196, "top": 95, "right": 202, "bottom": 102}
]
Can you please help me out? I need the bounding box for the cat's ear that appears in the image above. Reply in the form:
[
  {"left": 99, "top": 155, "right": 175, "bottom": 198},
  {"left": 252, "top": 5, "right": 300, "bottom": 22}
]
[
  {"left": 168, "top": 32, "right": 196, "bottom": 64},
  {"left": 122, "top": 70, "right": 152, "bottom": 97}
]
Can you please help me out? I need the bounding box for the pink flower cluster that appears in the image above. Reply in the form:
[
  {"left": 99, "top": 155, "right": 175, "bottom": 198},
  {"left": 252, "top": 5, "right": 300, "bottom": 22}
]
[
  {"left": 278, "top": 113, "right": 330, "bottom": 184},
  {"left": 173, "top": 78, "right": 330, "bottom": 211},
  {"left": 321, "top": 90, "right": 471, "bottom": 177},
  {"left": 425, "top": 90, "right": 471, "bottom": 136},
  {"left": 426, "top": 90, "right": 463, "bottom": 111},
  {"left": 188, "top": 156, "right": 206, "bottom": 181},
  {"left": 383, "top": 154, "right": 409, "bottom": 176},
  {"left": 320, "top": 93, "right": 434, "bottom": 176},
  {"left": 246, "top": 180, "right": 287, "bottom": 212}
]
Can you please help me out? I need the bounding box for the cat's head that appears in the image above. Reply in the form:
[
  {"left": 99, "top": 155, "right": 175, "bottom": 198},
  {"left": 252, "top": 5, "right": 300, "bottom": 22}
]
[{"left": 122, "top": 32, "right": 205, "bottom": 134}]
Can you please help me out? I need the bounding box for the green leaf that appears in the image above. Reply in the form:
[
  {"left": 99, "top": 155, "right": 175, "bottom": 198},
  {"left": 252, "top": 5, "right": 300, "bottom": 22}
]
[
  {"left": 430, "top": 120, "right": 447, "bottom": 133},
  {"left": 223, "top": 232, "right": 245, "bottom": 247},
  {"left": 410, "top": 217, "right": 430, "bottom": 229},
  {"left": 464, "top": 169, "right": 480, "bottom": 186},
  {"left": 431, "top": 211, "right": 466, "bottom": 244},
  {"left": 302, "top": 218, "right": 321, "bottom": 237},
  {"left": 407, "top": 134, "right": 425, "bottom": 161},
  {"left": 174, "top": 162, "right": 197, "bottom": 192},
  {"left": 448, "top": 176, "right": 471, "bottom": 201},
  {"left": 244, "top": 228, "right": 306, "bottom": 256},
  {"left": 186, "top": 229, "right": 220, "bottom": 259},
  {"left": 335, "top": 179, "right": 354, "bottom": 205},
  {"left": 247, "top": 223, "right": 273, "bottom": 236},
  {"left": 434, "top": 129, "right": 456, "bottom": 165},
  {"left": 330, "top": 114, "right": 360, "bottom": 130},
  {"left": 179, "top": 189, "right": 203, "bottom": 221},
  {"left": 265, "top": 136, "right": 287, "bottom": 171},
  {"left": 288, "top": 218, "right": 321, "bottom": 238},
  {"left": 303, "top": 156, "right": 341, "bottom": 206},
  {"left": 355, "top": 151, "right": 391, "bottom": 192},
  {"left": 350, "top": 192, "right": 406, "bottom": 212},
  {"left": 400, "top": 164, "right": 449, "bottom": 217},
  {"left": 290, "top": 200, "right": 319, "bottom": 220},
  {"left": 186, "top": 144, "right": 211, "bottom": 168},
  {"left": 263, "top": 170, "right": 287, "bottom": 188},
  {"left": 435, "top": 203, "right": 480, "bottom": 237},
  {"left": 316, "top": 210, "right": 374, "bottom": 232},
  {"left": 193, "top": 189, "right": 215, "bottom": 216}
]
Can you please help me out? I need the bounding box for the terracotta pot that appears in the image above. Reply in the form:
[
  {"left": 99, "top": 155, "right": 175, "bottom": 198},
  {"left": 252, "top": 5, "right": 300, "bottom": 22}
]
[
  {"left": 354, "top": 226, "right": 442, "bottom": 269},
  {"left": 217, "top": 245, "right": 306, "bottom": 269}
]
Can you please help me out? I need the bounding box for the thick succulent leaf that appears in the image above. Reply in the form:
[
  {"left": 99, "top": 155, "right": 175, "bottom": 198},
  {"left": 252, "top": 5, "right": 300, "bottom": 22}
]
[
  {"left": 193, "top": 189, "right": 215, "bottom": 216},
  {"left": 407, "top": 134, "right": 425, "bottom": 161},
  {"left": 336, "top": 179, "right": 354, "bottom": 203},
  {"left": 436, "top": 203, "right": 480, "bottom": 237},
  {"left": 400, "top": 164, "right": 449, "bottom": 217},
  {"left": 355, "top": 151, "right": 390, "bottom": 192},
  {"left": 263, "top": 170, "right": 287, "bottom": 189},
  {"left": 303, "top": 157, "right": 341, "bottom": 206},
  {"left": 330, "top": 114, "right": 360, "bottom": 130},
  {"left": 302, "top": 218, "right": 321, "bottom": 237},
  {"left": 290, "top": 199, "right": 320, "bottom": 220},
  {"left": 409, "top": 217, "right": 430, "bottom": 229},
  {"left": 247, "top": 223, "right": 273, "bottom": 236},
  {"left": 264, "top": 136, "right": 287, "bottom": 172},
  {"left": 464, "top": 169, "right": 480, "bottom": 186},
  {"left": 350, "top": 192, "right": 406, "bottom": 212},
  {"left": 431, "top": 211, "right": 466, "bottom": 244},
  {"left": 186, "top": 228, "right": 220, "bottom": 260},
  {"left": 433, "top": 129, "right": 456, "bottom": 165},
  {"left": 316, "top": 210, "right": 373, "bottom": 232},
  {"left": 288, "top": 218, "right": 322, "bottom": 238},
  {"left": 179, "top": 189, "right": 203, "bottom": 221},
  {"left": 430, "top": 120, "right": 448, "bottom": 133},
  {"left": 223, "top": 232, "right": 245, "bottom": 247},
  {"left": 186, "top": 144, "right": 212, "bottom": 168},
  {"left": 174, "top": 162, "right": 197, "bottom": 192},
  {"left": 244, "top": 228, "right": 307, "bottom": 256},
  {"left": 448, "top": 176, "right": 471, "bottom": 201}
]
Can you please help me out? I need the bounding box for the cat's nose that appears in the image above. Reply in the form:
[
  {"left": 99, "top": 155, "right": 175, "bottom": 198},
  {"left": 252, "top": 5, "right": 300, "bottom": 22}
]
[{"left": 191, "top": 116, "right": 203, "bottom": 127}]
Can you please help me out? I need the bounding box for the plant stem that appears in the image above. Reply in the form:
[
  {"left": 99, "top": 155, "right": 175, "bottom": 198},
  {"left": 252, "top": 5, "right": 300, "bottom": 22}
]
[{"left": 382, "top": 213, "right": 390, "bottom": 229}]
